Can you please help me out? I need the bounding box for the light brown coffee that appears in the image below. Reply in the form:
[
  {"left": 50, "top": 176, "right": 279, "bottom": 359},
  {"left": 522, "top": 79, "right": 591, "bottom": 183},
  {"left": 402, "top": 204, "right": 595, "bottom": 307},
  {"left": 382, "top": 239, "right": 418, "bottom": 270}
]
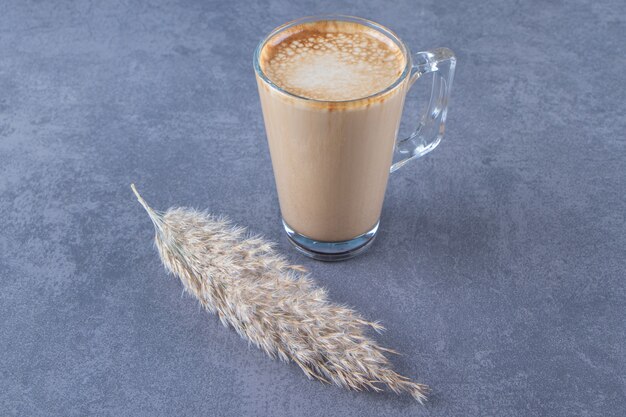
[
  {"left": 260, "top": 21, "right": 405, "bottom": 101},
  {"left": 257, "top": 20, "right": 408, "bottom": 241}
]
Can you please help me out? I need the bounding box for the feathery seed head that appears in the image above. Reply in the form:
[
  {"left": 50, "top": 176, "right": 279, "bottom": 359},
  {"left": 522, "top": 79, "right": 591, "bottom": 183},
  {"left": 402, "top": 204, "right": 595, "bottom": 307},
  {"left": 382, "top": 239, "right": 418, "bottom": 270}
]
[{"left": 131, "top": 184, "right": 428, "bottom": 403}]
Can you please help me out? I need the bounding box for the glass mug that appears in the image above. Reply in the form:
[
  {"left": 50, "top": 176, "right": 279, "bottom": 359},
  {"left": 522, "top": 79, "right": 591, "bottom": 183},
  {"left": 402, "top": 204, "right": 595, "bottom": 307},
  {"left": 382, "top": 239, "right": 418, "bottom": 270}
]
[{"left": 254, "top": 15, "right": 455, "bottom": 261}]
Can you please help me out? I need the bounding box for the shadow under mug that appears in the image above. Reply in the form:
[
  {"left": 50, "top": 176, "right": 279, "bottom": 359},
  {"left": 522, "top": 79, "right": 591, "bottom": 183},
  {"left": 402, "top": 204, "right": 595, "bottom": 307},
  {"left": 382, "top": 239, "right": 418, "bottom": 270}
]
[{"left": 254, "top": 15, "right": 456, "bottom": 261}]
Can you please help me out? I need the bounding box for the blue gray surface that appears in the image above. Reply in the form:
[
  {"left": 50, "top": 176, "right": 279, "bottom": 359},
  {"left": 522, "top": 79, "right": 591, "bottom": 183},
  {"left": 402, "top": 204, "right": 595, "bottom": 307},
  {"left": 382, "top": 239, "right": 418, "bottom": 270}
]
[{"left": 1, "top": 0, "right": 625, "bottom": 416}]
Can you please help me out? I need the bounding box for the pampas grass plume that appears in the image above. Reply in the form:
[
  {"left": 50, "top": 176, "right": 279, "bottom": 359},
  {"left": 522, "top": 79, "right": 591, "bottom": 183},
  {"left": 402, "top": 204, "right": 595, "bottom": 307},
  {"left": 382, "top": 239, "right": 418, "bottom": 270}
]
[{"left": 131, "top": 184, "right": 428, "bottom": 402}]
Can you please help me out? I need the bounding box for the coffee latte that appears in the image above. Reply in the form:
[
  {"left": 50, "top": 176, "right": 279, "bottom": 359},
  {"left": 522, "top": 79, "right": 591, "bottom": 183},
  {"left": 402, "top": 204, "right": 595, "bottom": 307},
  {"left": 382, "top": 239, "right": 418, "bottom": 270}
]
[{"left": 256, "top": 20, "right": 410, "bottom": 242}]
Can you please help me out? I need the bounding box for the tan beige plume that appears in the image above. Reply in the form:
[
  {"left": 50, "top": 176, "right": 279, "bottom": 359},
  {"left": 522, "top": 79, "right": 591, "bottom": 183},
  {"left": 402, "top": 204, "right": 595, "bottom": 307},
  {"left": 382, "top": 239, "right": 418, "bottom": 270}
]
[{"left": 131, "top": 184, "right": 428, "bottom": 402}]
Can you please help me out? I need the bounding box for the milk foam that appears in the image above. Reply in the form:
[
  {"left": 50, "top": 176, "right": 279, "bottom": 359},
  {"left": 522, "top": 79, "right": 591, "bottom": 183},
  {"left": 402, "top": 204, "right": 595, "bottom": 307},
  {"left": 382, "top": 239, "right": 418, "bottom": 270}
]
[{"left": 261, "top": 23, "right": 405, "bottom": 101}]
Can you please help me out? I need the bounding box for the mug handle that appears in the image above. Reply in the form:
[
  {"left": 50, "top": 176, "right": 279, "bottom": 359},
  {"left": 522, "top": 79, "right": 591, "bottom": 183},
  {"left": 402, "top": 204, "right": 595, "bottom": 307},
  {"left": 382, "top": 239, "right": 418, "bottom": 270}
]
[{"left": 391, "top": 47, "right": 456, "bottom": 173}]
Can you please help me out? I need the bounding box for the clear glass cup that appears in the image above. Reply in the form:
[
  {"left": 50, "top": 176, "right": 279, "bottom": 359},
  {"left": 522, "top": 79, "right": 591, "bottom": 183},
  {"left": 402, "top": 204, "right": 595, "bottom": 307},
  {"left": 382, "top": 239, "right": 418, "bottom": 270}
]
[{"left": 254, "top": 15, "right": 456, "bottom": 261}]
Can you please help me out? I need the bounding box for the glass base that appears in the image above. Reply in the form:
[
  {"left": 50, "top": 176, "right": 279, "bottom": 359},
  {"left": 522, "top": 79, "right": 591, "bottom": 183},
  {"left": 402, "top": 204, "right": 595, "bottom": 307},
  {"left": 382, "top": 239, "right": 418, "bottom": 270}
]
[{"left": 282, "top": 220, "right": 379, "bottom": 261}]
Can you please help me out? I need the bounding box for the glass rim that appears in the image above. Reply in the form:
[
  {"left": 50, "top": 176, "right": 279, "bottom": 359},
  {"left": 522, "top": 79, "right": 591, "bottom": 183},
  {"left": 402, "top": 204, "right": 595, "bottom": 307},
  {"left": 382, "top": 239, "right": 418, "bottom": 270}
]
[{"left": 253, "top": 15, "right": 412, "bottom": 104}]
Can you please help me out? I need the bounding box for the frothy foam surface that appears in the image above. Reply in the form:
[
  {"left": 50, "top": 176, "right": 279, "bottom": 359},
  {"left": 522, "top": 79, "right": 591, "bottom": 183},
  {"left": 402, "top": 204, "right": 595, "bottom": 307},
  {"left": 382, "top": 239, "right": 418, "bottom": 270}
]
[{"left": 260, "top": 21, "right": 406, "bottom": 101}]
